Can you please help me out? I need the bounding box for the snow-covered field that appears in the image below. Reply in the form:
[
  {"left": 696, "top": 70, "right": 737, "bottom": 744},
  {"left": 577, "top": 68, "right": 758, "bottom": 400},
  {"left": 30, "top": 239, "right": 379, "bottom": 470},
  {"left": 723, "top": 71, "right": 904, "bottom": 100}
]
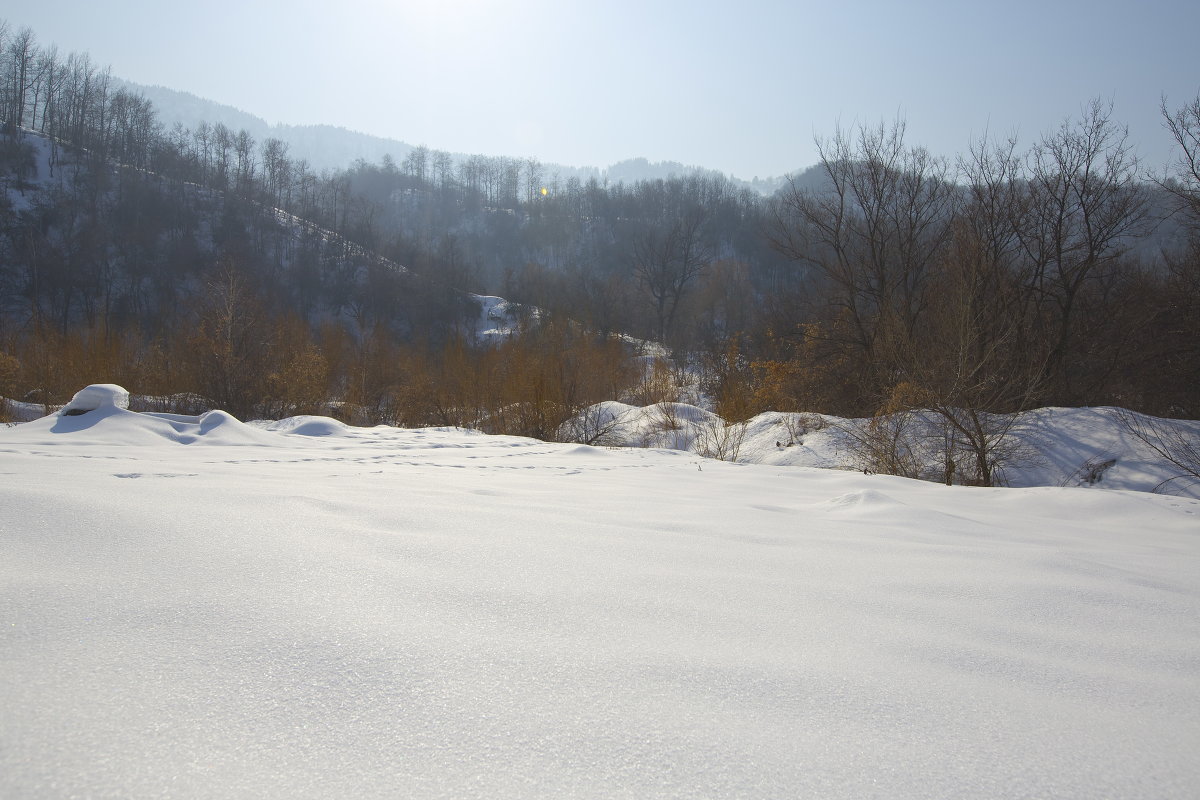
[{"left": 2, "top": 390, "right": 1199, "bottom": 798}]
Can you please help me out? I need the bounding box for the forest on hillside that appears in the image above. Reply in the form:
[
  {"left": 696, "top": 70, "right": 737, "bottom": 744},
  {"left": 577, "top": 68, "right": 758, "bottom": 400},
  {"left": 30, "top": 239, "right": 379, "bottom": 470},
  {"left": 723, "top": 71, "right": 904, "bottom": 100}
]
[{"left": 0, "top": 20, "right": 1198, "bottom": 477}]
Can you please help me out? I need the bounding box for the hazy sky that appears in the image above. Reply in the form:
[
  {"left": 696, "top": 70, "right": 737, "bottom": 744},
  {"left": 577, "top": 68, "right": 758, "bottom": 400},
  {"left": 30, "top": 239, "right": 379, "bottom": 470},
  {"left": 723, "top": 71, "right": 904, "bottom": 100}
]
[{"left": 3, "top": 0, "right": 1197, "bottom": 179}]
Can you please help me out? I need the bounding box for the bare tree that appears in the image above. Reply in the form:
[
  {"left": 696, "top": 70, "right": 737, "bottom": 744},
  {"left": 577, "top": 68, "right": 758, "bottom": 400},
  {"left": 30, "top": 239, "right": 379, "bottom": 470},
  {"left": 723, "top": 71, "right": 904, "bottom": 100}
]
[
  {"left": 431, "top": 149, "right": 453, "bottom": 193},
  {"left": 557, "top": 401, "right": 627, "bottom": 446},
  {"left": 233, "top": 128, "right": 256, "bottom": 195},
  {"left": 3, "top": 26, "right": 37, "bottom": 132},
  {"left": 1015, "top": 98, "right": 1149, "bottom": 402},
  {"left": 770, "top": 118, "right": 958, "bottom": 399},
  {"left": 1160, "top": 92, "right": 1200, "bottom": 221},
  {"left": 211, "top": 122, "right": 232, "bottom": 189},
  {"left": 188, "top": 264, "right": 275, "bottom": 419},
  {"left": 1130, "top": 92, "right": 1200, "bottom": 418},
  {"left": 693, "top": 416, "right": 749, "bottom": 462},
  {"left": 631, "top": 206, "right": 713, "bottom": 344},
  {"left": 402, "top": 144, "right": 428, "bottom": 184},
  {"left": 877, "top": 217, "right": 1047, "bottom": 485},
  {"left": 775, "top": 124, "right": 1043, "bottom": 484},
  {"left": 523, "top": 156, "right": 543, "bottom": 204},
  {"left": 260, "top": 137, "right": 291, "bottom": 208}
]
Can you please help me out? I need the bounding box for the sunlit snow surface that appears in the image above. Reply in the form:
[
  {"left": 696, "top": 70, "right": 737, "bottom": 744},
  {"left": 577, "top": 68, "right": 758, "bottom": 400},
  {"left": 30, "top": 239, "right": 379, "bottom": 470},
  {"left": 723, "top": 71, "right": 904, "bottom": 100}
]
[{"left": 2, "top": 405, "right": 1198, "bottom": 798}]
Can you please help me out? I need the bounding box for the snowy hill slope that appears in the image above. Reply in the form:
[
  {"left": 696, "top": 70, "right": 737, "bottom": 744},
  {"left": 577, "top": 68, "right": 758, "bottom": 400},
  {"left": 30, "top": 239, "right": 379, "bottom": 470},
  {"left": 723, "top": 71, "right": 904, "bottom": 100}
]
[
  {"left": 567, "top": 402, "right": 1200, "bottom": 497},
  {"left": 2, "top": 398, "right": 1198, "bottom": 798}
]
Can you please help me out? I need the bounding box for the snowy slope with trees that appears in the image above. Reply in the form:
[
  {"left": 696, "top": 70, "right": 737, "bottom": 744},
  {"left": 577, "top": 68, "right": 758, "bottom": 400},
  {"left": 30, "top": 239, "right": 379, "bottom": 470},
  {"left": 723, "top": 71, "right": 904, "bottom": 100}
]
[
  {"left": 2, "top": 390, "right": 1198, "bottom": 798},
  {"left": 562, "top": 401, "right": 1200, "bottom": 497}
]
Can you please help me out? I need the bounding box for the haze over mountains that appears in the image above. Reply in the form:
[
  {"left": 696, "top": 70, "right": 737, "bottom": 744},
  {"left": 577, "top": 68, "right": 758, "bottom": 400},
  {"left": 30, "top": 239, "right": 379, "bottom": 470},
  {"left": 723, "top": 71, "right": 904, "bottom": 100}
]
[{"left": 122, "top": 79, "right": 795, "bottom": 194}]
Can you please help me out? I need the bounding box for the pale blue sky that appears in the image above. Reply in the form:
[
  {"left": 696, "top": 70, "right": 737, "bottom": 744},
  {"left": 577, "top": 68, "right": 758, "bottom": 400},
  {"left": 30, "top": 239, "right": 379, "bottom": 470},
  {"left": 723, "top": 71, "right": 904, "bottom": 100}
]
[{"left": 3, "top": 0, "right": 1197, "bottom": 179}]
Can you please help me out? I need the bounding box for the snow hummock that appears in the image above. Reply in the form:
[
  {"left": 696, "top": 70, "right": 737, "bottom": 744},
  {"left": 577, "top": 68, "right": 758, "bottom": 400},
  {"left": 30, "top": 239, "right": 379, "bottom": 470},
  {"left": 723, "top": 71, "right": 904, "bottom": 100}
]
[
  {"left": 60, "top": 383, "right": 130, "bottom": 414},
  {"left": 18, "top": 398, "right": 281, "bottom": 446},
  {"left": 257, "top": 415, "right": 355, "bottom": 437},
  {"left": 2, "top": 393, "right": 1199, "bottom": 798}
]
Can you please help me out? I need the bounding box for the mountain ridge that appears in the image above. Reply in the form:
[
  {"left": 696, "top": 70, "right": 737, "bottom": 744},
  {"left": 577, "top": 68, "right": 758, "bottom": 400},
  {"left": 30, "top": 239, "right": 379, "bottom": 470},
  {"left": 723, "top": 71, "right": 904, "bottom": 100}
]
[{"left": 119, "top": 79, "right": 796, "bottom": 193}]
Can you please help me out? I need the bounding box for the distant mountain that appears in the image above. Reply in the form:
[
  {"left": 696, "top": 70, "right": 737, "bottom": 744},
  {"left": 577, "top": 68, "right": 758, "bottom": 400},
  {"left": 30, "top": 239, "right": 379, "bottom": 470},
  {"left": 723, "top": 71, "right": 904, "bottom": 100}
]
[
  {"left": 603, "top": 157, "right": 715, "bottom": 185},
  {"left": 116, "top": 80, "right": 417, "bottom": 173},
  {"left": 602, "top": 157, "right": 792, "bottom": 194},
  {"left": 120, "top": 79, "right": 800, "bottom": 193}
]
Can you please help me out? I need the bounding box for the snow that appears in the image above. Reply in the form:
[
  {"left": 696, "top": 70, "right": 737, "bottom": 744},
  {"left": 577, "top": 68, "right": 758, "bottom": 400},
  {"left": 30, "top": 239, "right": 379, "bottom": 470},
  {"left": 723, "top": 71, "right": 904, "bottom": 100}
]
[
  {"left": 570, "top": 402, "right": 1200, "bottom": 497},
  {"left": 60, "top": 383, "right": 131, "bottom": 414},
  {"left": 2, "top": 392, "right": 1199, "bottom": 798},
  {"left": 3, "top": 129, "right": 61, "bottom": 212},
  {"left": 256, "top": 415, "right": 356, "bottom": 437},
  {"left": 468, "top": 294, "right": 525, "bottom": 339}
]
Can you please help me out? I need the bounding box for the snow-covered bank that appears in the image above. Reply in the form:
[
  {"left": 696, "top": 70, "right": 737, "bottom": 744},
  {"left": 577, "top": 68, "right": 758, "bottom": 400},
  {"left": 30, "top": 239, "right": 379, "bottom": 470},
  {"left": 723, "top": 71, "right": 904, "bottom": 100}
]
[
  {"left": 2, "top": 398, "right": 1198, "bottom": 798},
  {"left": 569, "top": 401, "right": 1200, "bottom": 497},
  {"left": 8, "top": 389, "right": 1199, "bottom": 496}
]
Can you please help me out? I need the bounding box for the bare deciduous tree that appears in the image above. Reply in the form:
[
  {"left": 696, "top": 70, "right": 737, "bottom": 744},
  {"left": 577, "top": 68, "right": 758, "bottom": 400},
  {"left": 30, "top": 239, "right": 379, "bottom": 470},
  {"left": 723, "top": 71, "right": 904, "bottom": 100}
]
[
  {"left": 770, "top": 118, "right": 958, "bottom": 400},
  {"left": 1160, "top": 92, "right": 1200, "bottom": 221},
  {"left": 631, "top": 206, "right": 713, "bottom": 344},
  {"left": 1016, "top": 99, "right": 1149, "bottom": 402},
  {"left": 188, "top": 264, "right": 274, "bottom": 419}
]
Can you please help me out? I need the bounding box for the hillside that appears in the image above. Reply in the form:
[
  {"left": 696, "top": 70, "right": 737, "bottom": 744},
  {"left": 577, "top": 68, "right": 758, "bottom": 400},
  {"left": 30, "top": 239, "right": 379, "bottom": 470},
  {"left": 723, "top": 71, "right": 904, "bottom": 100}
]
[
  {"left": 116, "top": 80, "right": 419, "bottom": 174},
  {"left": 122, "top": 80, "right": 795, "bottom": 192}
]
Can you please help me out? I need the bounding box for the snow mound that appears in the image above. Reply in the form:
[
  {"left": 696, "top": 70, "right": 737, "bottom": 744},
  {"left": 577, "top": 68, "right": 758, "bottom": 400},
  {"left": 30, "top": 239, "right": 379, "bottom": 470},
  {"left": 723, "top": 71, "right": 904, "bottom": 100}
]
[
  {"left": 60, "top": 384, "right": 130, "bottom": 415},
  {"left": 133, "top": 409, "right": 284, "bottom": 446},
  {"left": 561, "top": 401, "right": 725, "bottom": 451},
  {"left": 586, "top": 400, "right": 640, "bottom": 422},
  {"left": 822, "top": 488, "right": 899, "bottom": 511},
  {"left": 1010, "top": 407, "right": 1200, "bottom": 493},
  {"left": 9, "top": 388, "right": 283, "bottom": 446},
  {"left": 259, "top": 415, "right": 353, "bottom": 437}
]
